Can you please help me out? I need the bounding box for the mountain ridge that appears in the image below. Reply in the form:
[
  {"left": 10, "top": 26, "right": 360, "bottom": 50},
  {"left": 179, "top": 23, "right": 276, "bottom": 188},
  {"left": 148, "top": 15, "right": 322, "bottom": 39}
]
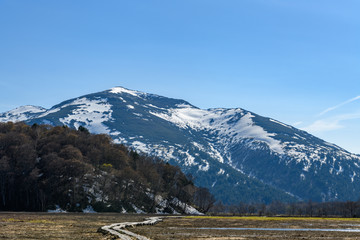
[{"left": 2, "top": 86, "right": 360, "bottom": 203}]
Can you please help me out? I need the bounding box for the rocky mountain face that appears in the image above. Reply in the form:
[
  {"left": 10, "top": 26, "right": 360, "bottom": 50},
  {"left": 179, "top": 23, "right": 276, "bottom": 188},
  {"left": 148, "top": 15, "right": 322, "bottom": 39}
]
[{"left": 2, "top": 87, "right": 360, "bottom": 204}]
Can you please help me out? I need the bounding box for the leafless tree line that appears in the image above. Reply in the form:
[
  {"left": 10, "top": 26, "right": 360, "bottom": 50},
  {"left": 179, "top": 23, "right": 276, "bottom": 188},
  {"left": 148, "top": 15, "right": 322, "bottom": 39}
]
[{"left": 210, "top": 200, "right": 360, "bottom": 217}]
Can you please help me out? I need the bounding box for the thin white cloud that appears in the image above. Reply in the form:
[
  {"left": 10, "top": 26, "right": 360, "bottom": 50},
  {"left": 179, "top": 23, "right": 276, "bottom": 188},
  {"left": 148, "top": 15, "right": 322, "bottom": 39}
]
[
  {"left": 302, "top": 113, "right": 360, "bottom": 133},
  {"left": 318, "top": 95, "right": 360, "bottom": 116},
  {"left": 292, "top": 121, "right": 303, "bottom": 127},
  {"left": 302, "top": 119, "right": 343, "bottom": 133}
]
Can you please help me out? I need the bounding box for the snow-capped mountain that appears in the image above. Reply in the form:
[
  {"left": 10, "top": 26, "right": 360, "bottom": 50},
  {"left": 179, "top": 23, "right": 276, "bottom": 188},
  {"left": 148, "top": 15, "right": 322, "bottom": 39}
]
[{"left": 2, "top": 86, "right": 360, "bottom": 204}]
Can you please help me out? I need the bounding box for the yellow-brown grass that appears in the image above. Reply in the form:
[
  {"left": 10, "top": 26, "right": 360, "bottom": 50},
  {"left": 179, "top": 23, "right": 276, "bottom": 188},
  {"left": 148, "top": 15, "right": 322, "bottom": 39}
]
[{"left": 185, "top": 215, "right": 360, "bottom": 221}]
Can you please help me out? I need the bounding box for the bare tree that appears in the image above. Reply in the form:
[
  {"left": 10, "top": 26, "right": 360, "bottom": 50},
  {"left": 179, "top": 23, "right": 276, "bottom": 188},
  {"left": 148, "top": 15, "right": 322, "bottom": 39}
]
[{"left": 194, "top": 187, "right": 216, "bottom": 213}]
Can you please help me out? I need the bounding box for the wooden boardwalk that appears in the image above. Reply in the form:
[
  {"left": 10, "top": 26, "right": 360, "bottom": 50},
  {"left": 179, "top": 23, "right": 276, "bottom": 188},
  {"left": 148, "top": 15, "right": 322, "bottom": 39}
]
[{"left": 99, "top": 217, "right": 162, "bottom": 240}]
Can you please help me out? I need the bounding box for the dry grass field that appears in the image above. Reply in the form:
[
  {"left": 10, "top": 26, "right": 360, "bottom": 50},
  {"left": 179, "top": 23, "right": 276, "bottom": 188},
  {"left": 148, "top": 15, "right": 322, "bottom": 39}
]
[
  {"left": 0, "top": 212, "right": 144, "bottom": 239},
  {"left": 132, "top": 216, "right": 360, "bottom": 240},
  {"left": 2, "top": 213, "right": 360, "bottom": 239}
]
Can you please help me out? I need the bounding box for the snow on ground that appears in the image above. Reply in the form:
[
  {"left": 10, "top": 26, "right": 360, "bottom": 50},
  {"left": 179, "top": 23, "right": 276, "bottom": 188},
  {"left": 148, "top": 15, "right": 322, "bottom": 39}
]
[
  {"left": 37, "top": 107, "right": 61, "bottom": 118},
  {"left": 269, "top": 119, "right": 292, "bottom": 129},
  {"left": 59, "top": 97, "right": 113, "bottom": 134},
  {"left": 150, "top": 105, "right": 284, "bottom": 154},
  {"left": 351, "top": 171, "right": 356, "bottom": 183},
  {"left": 146, "top": 103, "right": 166, "bottom": 110},
  {"left": 150, "top": 103, "right": 360, "bottom": 170},
  {"left": 47, "top": 205, "right": 67, "bottom": 213},
  {"left": 131, "top": 204, "right": 145, "bottom": 214},
  {"left": 215, "top": 112, "right": 284, "bottom": 154},
  {"left": 118, "top": 96, "right": 126, "bottom": 103},
  {"left": 110, "top": 131, "right": 121, "bottom": 136},
  {"left": 0, "top": 105, "right": 46, "bottom": 122},
  {"left": 131, "top": 141, "right": 151, "bottom": 153},
  {"left": 152, "top": 145, "right": 176, "bottom": 160},
  {"left": 178, "top": 150, "right": 197, "bottom": 166},
  {"left": 110, "top": 87, "right": 141, "bottom": 97},
  {"left": 113, "top": 137, "right": 128, "bottom": 144},
  {"left": 198, "top": 159, "right": 210, "bottom": 171},
  {"left": 82, "top": 205, "right": 96, "bottom": 213},
  {"left": 133, "top": 112, "right": 143, "bottom": 117},
  {"left": 171, "top": 198, "right": 204, "bottom": 215}
]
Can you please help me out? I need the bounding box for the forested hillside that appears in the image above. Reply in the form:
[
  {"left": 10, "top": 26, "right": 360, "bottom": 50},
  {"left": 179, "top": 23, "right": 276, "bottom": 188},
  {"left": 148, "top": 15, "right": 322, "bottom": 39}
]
[{"left": 0, "top": 122, "right": 211, "bottom": 213}]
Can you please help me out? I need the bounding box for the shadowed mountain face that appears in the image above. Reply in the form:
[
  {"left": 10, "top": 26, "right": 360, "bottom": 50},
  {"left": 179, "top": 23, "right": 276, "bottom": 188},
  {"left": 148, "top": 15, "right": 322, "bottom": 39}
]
[{"left": 2, "top": 86, "right": 360, "bottom": 204}]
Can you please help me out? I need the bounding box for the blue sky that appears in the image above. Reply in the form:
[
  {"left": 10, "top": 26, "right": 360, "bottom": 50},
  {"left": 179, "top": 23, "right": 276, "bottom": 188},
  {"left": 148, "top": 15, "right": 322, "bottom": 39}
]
[{"left": 0, "top": 0, "right": 359, "bottom": 153}]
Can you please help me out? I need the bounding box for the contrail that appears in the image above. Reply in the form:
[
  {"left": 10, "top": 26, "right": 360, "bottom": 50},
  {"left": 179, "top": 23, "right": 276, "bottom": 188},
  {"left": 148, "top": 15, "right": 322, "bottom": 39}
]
[{"left": 318, "top": 95, "right": 360, "bottom": 116}]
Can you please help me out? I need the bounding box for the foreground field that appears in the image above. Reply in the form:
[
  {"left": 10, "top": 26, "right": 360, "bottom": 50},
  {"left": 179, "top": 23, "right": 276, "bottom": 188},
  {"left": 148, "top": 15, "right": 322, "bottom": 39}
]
[
  {"left": 2, "top": 213, "right": 360, "bottom": 239},
  {"left": 133, "top": 216, "right": 360, "bottom": 239},
  {"left": 0, "top": 212, "right": 145, "bottom": 239}
]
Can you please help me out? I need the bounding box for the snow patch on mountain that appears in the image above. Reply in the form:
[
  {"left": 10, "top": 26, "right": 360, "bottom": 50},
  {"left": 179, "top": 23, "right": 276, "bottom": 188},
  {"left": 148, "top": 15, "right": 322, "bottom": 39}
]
[
  {"left": 269, "top": 118, "right": 292, "bottom": 129},
  {"left": 153, "top": 145, "right": 176, "bottom": 160},
  {"left": 198, "top": 160, "right": 210, "bottom": 171},
  {"left": 113, "top": 137, "right": 128, "bottom": 144},
  {"left": 150, "top": 105, "right": 284, "bottom": 154},
  {"left": 109, "top": 87, "right": 142, "bottom": 97},
  {"left": 192, "top": 142, "right": 224, "bottom": 164},
  {"left": 131, "top": 141, "right": 150, "bottom": 153},
  {"left": 110, "top": 130, "right": 121, "bottom": 136},
  {"left": 283, "top": 140, "right": 360, "bottom": 168},
  {"left": 146, "top": 103, "right": 166, "bottom": 110},
  {"left": 59, "top": 97, "right": 113, "bottom": 134},
  {"left": 37, "top": 107, "right": 61, "bottom": 118},
  {"left": 216, "top": 112, "right": 284, "bottom": 154},
  {"left": 350, "top": 172, "right": 356, "bottom": 183},
  {"left": 150, "top": 106, "right": 207, "bottom": 130},
  {"left": 207, "top": 143, "right": 225, "bottom": 163},
  {"left": 179, "top": 150, "right": 197, "bottom": 166},
  {"left": 0, "top": 105, "right": 46, "bottom": 122}
]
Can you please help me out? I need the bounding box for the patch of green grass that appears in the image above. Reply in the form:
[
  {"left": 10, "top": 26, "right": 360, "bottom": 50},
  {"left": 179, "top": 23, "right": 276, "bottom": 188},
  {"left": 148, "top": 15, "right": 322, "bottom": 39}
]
[
  {"left": 2, "top": 218, "right": 23, "bottom": 222},
  {"left": 185, "top": 216, "right": 360, "bottom": 221},
  {"left": 2, "top": 218, "right": 55, "bottom": 224}
]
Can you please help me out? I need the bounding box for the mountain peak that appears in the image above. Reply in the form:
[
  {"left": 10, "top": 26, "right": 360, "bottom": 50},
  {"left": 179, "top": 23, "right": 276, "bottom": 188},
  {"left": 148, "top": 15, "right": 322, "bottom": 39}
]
[
  {"left": 109, "top": 86, "right": 144, "bottom": 97},
  {"left": 0, "top": 105, "right": 47, "bottom": 122},
  {"left": 2, "top": 87, "right": 360, "bottom": 203}
]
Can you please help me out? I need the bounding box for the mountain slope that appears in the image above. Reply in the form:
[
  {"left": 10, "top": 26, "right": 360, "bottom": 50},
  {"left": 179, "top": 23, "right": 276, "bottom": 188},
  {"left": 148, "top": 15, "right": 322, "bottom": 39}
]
[{"left": 2, "top": 86, "right": 360, "bottom": 203}]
